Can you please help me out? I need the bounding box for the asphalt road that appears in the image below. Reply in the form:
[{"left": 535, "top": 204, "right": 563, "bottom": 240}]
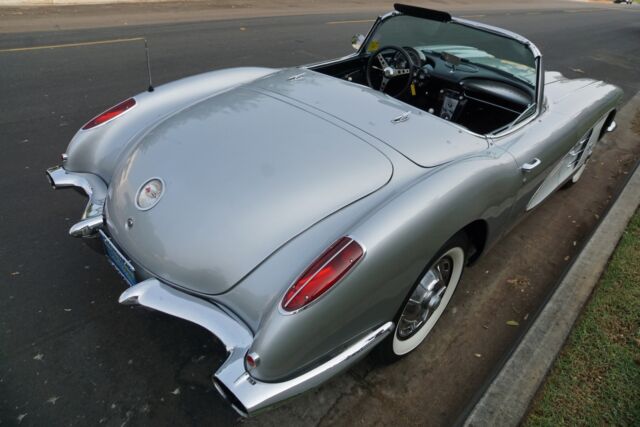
[{"left": 1, "top": 3, "right": 639, "bottom": 426}]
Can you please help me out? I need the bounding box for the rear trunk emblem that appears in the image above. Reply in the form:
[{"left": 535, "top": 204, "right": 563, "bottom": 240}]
[{"left": 135, "top": 178, "right": 165, "bottom": 211}]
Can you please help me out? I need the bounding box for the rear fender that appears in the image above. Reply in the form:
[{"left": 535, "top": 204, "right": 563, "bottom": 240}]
[
  {"left": 64, "top": 67, "right": 277, "bottom": 181},
  {"left": 246, "top": 148, "right": 519, "bottom": 382}
]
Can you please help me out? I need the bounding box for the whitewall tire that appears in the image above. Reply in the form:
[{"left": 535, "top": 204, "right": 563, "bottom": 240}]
[
  {"left": 392, "top": 247, "right": 465, "bottom": 355},
  {"left": 374, "top": 234, "right": 468, "bottom": 363}
]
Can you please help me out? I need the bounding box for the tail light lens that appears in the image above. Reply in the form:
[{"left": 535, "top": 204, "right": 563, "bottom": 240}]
[
  {"left": 82, "top": 98, "right": 136, "bottom": 130},
  {"left": 282, "top": 237, "right": 364, "bottom": 312}
]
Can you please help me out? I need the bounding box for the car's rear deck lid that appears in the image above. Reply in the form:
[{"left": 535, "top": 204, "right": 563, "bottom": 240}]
[
  {"left": 106, "top": 87, "right": 392, "bottom": 295},
  {"left": 251, "top": 69, "right": 488, "bottom": 167}
]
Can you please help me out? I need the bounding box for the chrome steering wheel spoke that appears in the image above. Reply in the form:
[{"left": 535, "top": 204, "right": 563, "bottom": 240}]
[
  {"left": 377, "top": 53, "right": 390, "bottom": 69},
  {"left": 380, "top": 77, "right": 390, "bottom": 92}
]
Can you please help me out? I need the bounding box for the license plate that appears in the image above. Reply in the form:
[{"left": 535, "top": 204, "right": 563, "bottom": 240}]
[{"left": 99, "top": 230, "right": 137, "bottom": 286}]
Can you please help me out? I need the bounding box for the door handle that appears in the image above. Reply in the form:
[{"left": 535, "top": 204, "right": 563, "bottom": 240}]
[{"left": 521, "top": 158, "right": 541, "bottom": 172}]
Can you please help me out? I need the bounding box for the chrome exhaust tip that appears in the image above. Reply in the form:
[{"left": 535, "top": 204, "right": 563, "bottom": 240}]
[{"left": 213, "top": 378, "right": 249, "bottom": 418}]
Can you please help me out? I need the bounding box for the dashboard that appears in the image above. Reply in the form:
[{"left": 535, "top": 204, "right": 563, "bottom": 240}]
[
  {"left": 314, "top": 46, "right": 535, "bottom": 134},
  {"left": 400, "top": 47, "right": 533, "bottom": 112}
]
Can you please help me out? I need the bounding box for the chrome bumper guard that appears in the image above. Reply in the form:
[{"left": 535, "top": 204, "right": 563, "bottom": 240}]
[
  {"left": 46, "top": 166, "right": 107, "bottom": 237},
  {"left": 119, "top": 279, "right": 393, "bottom": 416}
]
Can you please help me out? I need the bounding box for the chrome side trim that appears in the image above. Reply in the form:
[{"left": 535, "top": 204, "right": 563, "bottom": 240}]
[
  {"left": 46, "top": 165, "right": 107, "bottom": 236},
  {"left": 214, "top": 321, "right": 393, "bottom": 416}
]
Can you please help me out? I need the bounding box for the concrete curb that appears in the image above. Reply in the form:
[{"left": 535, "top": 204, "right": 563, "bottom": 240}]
[{"left": 463, "top": 95, "right": 640, "bottom": 426}]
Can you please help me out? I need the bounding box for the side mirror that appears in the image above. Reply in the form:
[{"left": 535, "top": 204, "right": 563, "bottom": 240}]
[{"left": 351, "top": 34, "right": 365, "bottom": 51}]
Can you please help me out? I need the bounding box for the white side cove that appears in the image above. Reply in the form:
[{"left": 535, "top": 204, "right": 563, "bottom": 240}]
[{"left": 526, "top": 114, "right": 609, "bottom": 210}]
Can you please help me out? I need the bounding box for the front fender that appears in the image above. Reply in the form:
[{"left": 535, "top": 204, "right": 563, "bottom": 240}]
[{"left": 64, "top": 67, "right": 277, "bottom": 181}]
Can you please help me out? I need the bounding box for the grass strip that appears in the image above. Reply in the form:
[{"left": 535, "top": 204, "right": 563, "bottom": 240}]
[{"left": 526, "top": 209, "right": 640, "bottom": 426}]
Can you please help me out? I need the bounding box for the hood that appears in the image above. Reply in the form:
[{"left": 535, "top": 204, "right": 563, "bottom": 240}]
[{"left": 106, "top": 86, "right": 392, "bottom": 295}]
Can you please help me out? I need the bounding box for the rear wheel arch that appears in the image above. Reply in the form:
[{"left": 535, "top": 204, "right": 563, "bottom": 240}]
[{"left": 374, "top": 231, "right": 471, "bottom": 362}]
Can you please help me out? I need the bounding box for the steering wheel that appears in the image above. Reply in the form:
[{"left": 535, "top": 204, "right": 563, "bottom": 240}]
[{"left": 366, "top": 46, "right": 416, "bottom": 97}]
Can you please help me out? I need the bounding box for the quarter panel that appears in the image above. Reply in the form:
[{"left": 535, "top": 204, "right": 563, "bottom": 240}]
[
  {"left": 64, "top": 67, "right": 277, "bottom": 181},
  {"left": 246, "top": 147, "right": 520, "bottom": 381}
]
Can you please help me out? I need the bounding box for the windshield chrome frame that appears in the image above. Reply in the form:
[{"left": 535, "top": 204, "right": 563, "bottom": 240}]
[{"left": 352, "top": 10, "right": 544, "bottom": 139}]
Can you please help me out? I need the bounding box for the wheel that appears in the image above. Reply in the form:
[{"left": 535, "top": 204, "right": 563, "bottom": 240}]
[{"left": 374, "top": 233, "right": 469, "bottom": 363}]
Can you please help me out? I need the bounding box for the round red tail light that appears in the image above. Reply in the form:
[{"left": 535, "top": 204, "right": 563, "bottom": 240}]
[
  {"left": 82, "top": 98, "right": 136, "bottom": 130},
  {"left": 282, "top": 237, "right": 364, "bottom": 312}
]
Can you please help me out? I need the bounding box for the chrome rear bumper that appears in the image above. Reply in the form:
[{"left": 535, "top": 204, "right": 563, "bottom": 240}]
[
  {"left": 46, "top": 166, "right": 107, "bottom": 237},
  {"left": 120, "top": 279, "right": 393, "bottom": 416},
  {"left": 47, "top": 165, "right": 394, "bottom": 415}
]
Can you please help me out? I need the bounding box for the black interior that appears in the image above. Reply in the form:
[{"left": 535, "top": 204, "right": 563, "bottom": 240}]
[{"left": 311, "top": 48, "right": 534, "bottom": 135}]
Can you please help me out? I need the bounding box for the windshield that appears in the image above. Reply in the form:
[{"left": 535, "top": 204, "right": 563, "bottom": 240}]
[{"left": 365, "top": 15, "right": 537, "bottom": 87}]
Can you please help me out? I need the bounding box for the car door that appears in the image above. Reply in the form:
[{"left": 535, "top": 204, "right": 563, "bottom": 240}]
[
  {"left": 528, "top": 115, "right": 609, "bottom": 205},
  {"left": 492, "top": 107, "right": 581, "bottom": 218}
]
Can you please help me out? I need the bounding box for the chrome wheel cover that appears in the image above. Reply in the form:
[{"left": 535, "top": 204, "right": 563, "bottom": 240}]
[
  {"left": 397, "top": 256, "right": 453, "bottom": 339},
  {"left": 392, "top": 247, "right": 464, "bottom": 355}
]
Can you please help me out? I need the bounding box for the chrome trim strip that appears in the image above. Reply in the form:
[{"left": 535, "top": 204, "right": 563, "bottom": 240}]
[
  {"left": 214, "top": 321, "right": 394, "bottom": 416},
  {"left": 46, "top": 166, "right": 108, "bottom": 236}
]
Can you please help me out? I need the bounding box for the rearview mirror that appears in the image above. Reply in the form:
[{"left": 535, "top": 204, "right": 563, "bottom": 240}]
[{"left": 351, "top": 34, "right": 365, "bottom": 51}]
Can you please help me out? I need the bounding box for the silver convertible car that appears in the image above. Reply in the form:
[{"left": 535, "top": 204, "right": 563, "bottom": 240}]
[{"left": 47, "top": 4, "right": 621, "bottom": 416}]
